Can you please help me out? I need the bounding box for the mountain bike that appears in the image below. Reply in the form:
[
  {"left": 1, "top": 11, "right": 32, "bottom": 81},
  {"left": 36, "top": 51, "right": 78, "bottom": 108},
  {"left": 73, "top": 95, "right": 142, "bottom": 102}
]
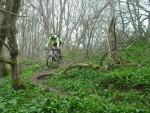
[{"left": 46, "top": 47, "right": 62, "bottom": 67}]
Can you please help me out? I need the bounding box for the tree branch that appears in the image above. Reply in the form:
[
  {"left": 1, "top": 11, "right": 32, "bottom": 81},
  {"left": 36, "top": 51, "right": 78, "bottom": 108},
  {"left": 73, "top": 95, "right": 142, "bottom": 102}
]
[{"left": 0, "top": 7, "right": 27, "bottom": 17}]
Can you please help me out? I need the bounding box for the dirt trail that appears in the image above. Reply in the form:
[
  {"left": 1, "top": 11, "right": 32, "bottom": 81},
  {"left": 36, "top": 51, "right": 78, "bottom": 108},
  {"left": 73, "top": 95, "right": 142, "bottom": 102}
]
[{"left": 31, "top": 68, "right": 72, "bottom": 96}]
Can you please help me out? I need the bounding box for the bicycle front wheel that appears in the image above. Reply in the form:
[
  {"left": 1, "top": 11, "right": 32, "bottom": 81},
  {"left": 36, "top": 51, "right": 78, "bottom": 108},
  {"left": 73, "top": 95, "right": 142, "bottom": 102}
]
[{"left": 47, "top": 55, "right": 53, "bottom": 67}]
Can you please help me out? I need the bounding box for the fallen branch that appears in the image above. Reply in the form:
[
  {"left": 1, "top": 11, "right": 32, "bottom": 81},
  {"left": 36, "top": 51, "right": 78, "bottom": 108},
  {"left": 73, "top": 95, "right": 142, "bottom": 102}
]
[
  {"left": 35, "top": 62, "right": 139, "bottom": 79},
  {"left": 63, "top": 63, "right": 102, "bottom": 75},
  {"left": 122, "top": 62, "right": 139, "bottom": 67},
  {"left": 64, "top": 62, "right": 140, "bottom": 75},
  {"left": 35, "top": 72, "right": 54, "bottom": 80},
  {"left": 125, "top": 41, "right": 136, "bottom": 50}
]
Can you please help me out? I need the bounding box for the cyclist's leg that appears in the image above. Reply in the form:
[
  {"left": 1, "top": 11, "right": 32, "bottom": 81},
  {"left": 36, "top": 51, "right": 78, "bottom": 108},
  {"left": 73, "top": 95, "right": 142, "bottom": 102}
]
[
  {"left": 58, "top": 49, "right": 62, "bottom": 58},
  {"left": 55, "top": 47, "right": 61, "bottom": 58}
]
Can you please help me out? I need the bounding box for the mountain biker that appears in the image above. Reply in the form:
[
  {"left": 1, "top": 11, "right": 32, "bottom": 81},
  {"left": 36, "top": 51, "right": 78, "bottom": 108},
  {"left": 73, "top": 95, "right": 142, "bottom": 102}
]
[{"left": 45, "top": 34, "right": 62, "bottom": 58}]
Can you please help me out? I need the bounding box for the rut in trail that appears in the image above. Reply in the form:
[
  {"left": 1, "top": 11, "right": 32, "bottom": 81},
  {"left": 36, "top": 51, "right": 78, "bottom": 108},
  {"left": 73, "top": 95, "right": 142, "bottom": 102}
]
[{"left": 31, "top": 69, "right": 73, "bottom": 96}]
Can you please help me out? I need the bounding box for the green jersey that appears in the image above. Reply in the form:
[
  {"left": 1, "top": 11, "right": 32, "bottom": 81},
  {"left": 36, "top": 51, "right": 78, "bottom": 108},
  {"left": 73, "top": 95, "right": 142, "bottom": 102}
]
[{"left": 46, "top": 35, "right": 60, "bottom": 48}]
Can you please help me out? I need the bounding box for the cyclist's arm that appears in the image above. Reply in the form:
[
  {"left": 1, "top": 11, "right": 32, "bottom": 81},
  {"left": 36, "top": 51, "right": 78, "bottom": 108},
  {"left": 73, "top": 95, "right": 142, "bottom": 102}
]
[
  {"left": 56, "top": 37, "right": 60, "bottom": 47},
  {"left": 46, "top": 37, "right": 51, "bottom": 48}
]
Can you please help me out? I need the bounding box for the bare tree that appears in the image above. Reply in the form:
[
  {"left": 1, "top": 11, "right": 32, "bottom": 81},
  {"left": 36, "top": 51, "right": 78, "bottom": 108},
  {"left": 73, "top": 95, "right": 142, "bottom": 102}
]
[{"left": 15, "top": 0, "right": 150, "bottom": 60}]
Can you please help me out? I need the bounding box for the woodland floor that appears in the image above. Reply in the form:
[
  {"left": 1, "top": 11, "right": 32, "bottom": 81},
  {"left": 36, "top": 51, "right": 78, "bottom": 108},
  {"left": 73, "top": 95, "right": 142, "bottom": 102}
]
[{"left": 1, "top": 41, "right": 150, "bottom": 113}]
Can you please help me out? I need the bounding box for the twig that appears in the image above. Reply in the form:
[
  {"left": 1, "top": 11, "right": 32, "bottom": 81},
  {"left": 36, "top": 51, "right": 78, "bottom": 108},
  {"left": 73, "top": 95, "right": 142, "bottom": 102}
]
[{"left": 125, "top": 41, "right": 136, "bottom": 50}]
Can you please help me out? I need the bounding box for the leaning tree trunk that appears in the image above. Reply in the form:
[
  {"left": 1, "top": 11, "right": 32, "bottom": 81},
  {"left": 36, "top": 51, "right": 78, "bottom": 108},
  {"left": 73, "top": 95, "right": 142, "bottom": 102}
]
[{"left": 7, "top": 0, "right": 25, "bottom": 90}]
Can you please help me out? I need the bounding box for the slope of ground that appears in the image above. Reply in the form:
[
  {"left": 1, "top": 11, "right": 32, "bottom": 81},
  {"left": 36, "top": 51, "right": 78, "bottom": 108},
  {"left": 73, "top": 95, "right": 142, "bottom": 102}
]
[{"left": 0, "top": 41, "right": 150, "bottom": 113}]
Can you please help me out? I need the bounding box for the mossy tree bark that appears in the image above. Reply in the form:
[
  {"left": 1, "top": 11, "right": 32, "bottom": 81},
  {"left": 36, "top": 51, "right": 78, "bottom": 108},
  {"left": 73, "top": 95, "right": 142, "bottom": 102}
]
[
  {"left": 0, "top": 0, "right": 10, "bottom": 77},
  {"left": 0, "top": 0, "right": 25, "bottom": 90},
  {"left": 8, "top": 0, "right": 25, "bottom": 90}
]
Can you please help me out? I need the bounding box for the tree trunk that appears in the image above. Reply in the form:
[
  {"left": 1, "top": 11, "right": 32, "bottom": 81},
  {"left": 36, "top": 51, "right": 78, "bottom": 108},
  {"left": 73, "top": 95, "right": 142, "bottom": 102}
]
[
  {"left": 6, "top": 0, "right": 25, "bottom": 90},
  {"left": 107, "top": 16, "right": 121, "bottom": 64},
  {"left": 0, "top": 0, "right": 10, "bottom": 77}
]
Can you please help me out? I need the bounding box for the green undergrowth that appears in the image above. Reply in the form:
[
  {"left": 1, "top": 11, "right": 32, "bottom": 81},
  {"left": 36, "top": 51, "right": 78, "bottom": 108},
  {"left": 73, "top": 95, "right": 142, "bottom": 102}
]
[
  {"left": 46, "top": 41, "right": 150, "bottom": 112},
  {"left": 121, "top": 41, "right": 150, "bottom": 63},
  {"left": 63, "top": 49, "right": 101, "bottom": 64},
  {"left": 0, "top": 41, "right": 150, "bottom": 113}
]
